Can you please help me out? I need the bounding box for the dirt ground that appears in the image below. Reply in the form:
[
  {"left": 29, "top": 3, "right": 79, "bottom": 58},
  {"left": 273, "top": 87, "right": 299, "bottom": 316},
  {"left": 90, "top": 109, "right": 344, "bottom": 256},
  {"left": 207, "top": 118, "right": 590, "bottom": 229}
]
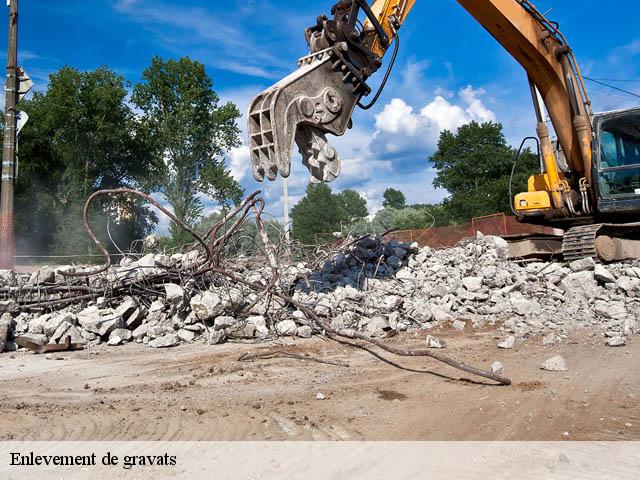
[{"left": 0, "top": 324, "right": 638, "bottom": 441}]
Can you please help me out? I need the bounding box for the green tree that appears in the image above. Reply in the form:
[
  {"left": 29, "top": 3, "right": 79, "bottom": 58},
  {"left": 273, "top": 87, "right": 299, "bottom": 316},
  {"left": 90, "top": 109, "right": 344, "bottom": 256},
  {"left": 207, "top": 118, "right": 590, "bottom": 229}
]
[
  {"left": 291, "top": 183, "right": 347, "bottom": 244},
  {"left": 132, "top": 56, "right": 243, "bottom": 245},
  {"left": 15, "top": 66, "right": 157, "bottom": 256},
  {"left": 337, "top": 189, "right": 368, "bottom": 221},
  {"left": 383, "top": 188, "right": 406, "bottom": 209},
  {"left": 392, "top": 207, "right": 435, "bottom": 230},
  {"left": 369, "top": 205, "right": 443, "bottom": 234},
  {"left": 410, "top": 204, "right": 455, "bottom": 227},
  {"left": 430, "top": 121, "right": 538, "bottom": 221}
]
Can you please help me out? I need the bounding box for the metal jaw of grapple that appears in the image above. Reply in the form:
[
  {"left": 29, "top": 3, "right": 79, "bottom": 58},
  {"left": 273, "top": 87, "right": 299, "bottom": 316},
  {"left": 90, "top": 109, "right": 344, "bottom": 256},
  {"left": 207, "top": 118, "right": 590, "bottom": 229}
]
[{"left": 248, "top": 44, "right": 371, "bottom": 183}]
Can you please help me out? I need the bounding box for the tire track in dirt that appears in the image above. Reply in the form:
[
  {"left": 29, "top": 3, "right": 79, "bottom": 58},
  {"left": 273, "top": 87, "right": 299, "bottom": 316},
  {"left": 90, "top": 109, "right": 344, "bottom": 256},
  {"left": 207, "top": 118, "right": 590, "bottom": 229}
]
[{"left": 1, "top": 331, "right": 638, "bottom": 441}]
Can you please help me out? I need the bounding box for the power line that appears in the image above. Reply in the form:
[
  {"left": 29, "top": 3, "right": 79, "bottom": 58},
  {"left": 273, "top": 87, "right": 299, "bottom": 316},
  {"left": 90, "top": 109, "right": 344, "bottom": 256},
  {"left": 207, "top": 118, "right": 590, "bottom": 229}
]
[
  {"left": 583, "top": 76, "right": 640, "bottom": 99},
  {"left": 588, "top": 89, "right": 640, "bottom": 101},
  {"left": 584, "top": 78, "right": 640, "bottom": 83}
]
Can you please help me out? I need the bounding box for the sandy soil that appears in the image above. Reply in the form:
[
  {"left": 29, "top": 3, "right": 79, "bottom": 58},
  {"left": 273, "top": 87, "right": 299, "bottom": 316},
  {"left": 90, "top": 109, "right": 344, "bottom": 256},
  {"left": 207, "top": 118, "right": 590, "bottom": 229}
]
[{"left": 0, "top": 324, "right": 638, "bottom": 441}]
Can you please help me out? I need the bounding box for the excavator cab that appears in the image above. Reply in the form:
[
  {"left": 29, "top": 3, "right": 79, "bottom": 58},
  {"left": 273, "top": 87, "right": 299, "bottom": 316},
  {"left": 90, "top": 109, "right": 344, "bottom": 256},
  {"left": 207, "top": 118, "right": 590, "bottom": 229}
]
[{"left": 593, "top": 108, "right": 640, "bottom": 215}]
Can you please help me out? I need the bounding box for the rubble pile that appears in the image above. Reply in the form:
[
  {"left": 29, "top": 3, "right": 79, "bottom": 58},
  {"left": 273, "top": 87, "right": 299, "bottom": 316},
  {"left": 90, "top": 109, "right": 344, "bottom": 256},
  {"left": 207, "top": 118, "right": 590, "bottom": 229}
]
[
  {"left": 1, "top": 232, "right": 638, "bottom": 353},
  {"left": 301, "top": 232, "right": 639, "bottom": 346}
]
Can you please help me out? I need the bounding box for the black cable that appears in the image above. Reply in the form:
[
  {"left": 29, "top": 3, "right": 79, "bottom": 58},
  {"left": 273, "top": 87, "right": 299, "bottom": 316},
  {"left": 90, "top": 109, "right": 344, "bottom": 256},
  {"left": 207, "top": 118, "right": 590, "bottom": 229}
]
[
  {"left": 357, "top": 32, "right": 400, "bottom": 110},
  {"left": 585, "top": 78, "right": 640, "bottom": 83},
  {"left": 583, "top": 76, "right": 640, "bottom": 99},
  {"left": 509, "top": 137, "right": 540, "bottom": 216}
]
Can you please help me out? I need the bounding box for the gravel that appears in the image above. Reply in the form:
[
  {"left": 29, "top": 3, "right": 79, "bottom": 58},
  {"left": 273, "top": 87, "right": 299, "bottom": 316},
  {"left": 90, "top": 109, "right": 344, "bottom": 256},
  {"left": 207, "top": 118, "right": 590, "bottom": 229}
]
[{"left": 3, "top": 231, "right": 640, "bottom": 352}]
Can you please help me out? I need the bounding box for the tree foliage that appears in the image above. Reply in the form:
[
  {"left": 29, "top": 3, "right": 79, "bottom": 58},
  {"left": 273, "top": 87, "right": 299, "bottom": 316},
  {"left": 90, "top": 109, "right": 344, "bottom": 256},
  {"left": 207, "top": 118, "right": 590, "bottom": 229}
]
[
  {"left": 291, "top": 184, "right": 346, "bottom": 244},
  {"left": 132, "top": 56, "right": 243, "bottom": 245},
  {"left": 15, "top": 66, "right": 157, "bottom": 256},
  {"left": 290, "top": 185, "right": 369, "bottom": 244},
  {"left": 368, "top": 204, "right": 452, "bottom": 235},
  {"left": 337, "top": 189, "right": 368, "bottom": 221},
  {"left": 430, "top": 121, "right": 538, "bottom": 221},
  {"left": 382, "top": 188, "right": 406, "bottom": 210}
]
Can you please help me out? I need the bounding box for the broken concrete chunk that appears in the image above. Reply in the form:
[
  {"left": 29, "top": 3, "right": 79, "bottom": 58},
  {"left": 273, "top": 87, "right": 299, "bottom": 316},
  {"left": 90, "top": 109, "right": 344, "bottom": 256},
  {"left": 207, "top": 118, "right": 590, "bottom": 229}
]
[
  {"left": 227, "top": 322, "right": 256, "bottom": 339},
  {"left": 510, "top": 296, "right": 540, "bottom": 317},
  {"left": 15, "top": 333, "right": 49, "bottom": 347},
  {"left": 164, "top": 283, "right": 184, "bottom": 304},
  {"left": 491, "top": 361, "right": 504, "bottom": 374},
  {"left": 177, "top": 329, "right": 196, "bottom": 343},
  {"left": 143, "top": 234, "right": 160, "bottom": 250},
  {"left": 452, "top": 320, "right": 466, "bottom": 331},
  {"left": 606, "top": 336, "right": 626, "bottom": 347},
  {"left": 0, "top": 269, "right": 16, "bottom": 287},
  {"left": 594, "top": 300, "right": 626, "bottom": 319},
  {"left": 136, "top": 253, "right": 156, "bottom": 269},
  {"left": 276, "top": 320, "right": 298, "bottom": 336},
  {"left": 214, "top": 316, "right": 237, "bottom": 330},
  {"left": 485, "top": 235, "right": 510, "bottom": 260},
  {"left": 431, "top": 307, "right": 453, "bottom": 323},
  {"left": 221, "top": 288, "right": 245, "bottom": 310},
  {"left": 462, "top": 276, "right": 483, "bottom": 292},
  {"left": 62, "top": 327, "right": 85, "bottom": 344},
  {"left": 426, "top": 335, "right": 446, "bottom": 349},
  {"left": 44, "top": 313, "right": 77, "bottom": 338},
  {"left": 148, "top": 333, "right": 180, "bottom": 348},
  {"left": 560, "top": 271, "right": 597, "bottom": 294},
  {"left": 617, "top": 276, "right": 640, "bottom": 294},
  {"left": 77, "top": 308, "right": 124, "bottom": 337},
  {"left": 149, "top": 325, "right": 167, "bottom": 340},
  {"left": 132, "top": 323, "right": 150, "bottom": 340},
  {"left": 364, "top": 315, "right": 390, "bottom": 337},
  {"left": 29, "top": 266, "right": 56, "bottom": 285},
  {"left": 0, "top": 312, "right": 11, "bottom": 353},
  {"left": 81, "top": 330, "right": 98, "bottom": 342},
  {"left": 108, "top": 328, "right": 133, "bottom": 346},
  {"left": 191, "top": 291, "right": 223, "bottom": 320},
  {"left": 207, "top": 330, "right": 226, "bottom": 345},
  {"left": 116, "top": 297, "right": 146, "bottom": 329},
  {"left": 569, "top": 257, "right": 595, "bottom": 272},
  {"left": 248, "top": 315, "right": 269, "bottom": 338},
  {"left": 623, "top": 317, "right": 638, "bottom": 336},
  {"left": 594, "top": 264, "right": 616, "bottom": 284},
  {"left": 296, "top": 325, "right": 313, "bottom": 338},
  {"left": 541, "top": 355, "right": 568, "bottom": 372},
  {"left": 50, "top": 321, "right": 74, "bottom": 344},
  {"left": 0, "top": 300, "right": 19, "bottom": 314},
  {"left": 497, "top": 335, "right": 516, "bottom": 349}
]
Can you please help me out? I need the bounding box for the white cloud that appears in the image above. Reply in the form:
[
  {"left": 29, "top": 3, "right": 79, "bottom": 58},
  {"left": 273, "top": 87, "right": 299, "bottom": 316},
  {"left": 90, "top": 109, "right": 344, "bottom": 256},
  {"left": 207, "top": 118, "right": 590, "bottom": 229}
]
[
  {"left": 227, "top": 145, "right": 250, "bottom": 182},
  {"left": 371, "top": 85, "right": 496, "bottom": 159},
  {"left": 375, "top": 98, "right": 420, "bottom": 135},
  {"left": 376, "top": 86, "right": 495, "bottom": 141},
  {"left": 459, "top": 86, "right": 496, "bottom": 123}
]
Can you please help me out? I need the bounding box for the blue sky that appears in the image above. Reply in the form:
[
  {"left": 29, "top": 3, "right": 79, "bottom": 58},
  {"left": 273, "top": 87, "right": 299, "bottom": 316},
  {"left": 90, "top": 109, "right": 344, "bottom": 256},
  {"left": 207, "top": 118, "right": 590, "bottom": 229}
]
[{"left": 5, "top": 0, "right": 640, "bottom": 230}]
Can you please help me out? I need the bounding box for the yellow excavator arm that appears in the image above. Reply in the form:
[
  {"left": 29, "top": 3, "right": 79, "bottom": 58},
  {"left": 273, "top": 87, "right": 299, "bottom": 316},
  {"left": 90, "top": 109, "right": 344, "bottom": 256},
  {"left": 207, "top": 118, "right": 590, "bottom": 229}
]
[
  {"left": 365, "top": 0, "right": 415, "bottom": 58},
  {"left": 248, "top": 0, "right": 639, "bottom": 229}
]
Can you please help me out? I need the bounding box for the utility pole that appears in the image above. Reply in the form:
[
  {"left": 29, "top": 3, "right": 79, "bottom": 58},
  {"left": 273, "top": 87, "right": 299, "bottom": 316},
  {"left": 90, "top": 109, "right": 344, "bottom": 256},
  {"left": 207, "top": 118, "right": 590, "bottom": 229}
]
[
  {"left": 0, "top": 0, "right": 18, "bottom": 269},
  {"left": 282, "top": 176, "right": 291, "bottom": 243}
]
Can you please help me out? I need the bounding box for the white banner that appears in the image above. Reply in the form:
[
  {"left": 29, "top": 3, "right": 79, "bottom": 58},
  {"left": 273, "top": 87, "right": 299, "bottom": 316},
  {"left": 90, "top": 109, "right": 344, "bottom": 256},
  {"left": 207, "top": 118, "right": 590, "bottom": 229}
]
[{"left": 1, "top": 441, "right": 639, "bottom": 479}]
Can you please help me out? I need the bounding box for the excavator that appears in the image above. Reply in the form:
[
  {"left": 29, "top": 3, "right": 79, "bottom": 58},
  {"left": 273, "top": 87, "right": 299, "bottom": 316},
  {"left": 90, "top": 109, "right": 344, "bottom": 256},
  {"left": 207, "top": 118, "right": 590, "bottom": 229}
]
[{"left": 248, "top": 0, "right": 640, "bottom": 262}]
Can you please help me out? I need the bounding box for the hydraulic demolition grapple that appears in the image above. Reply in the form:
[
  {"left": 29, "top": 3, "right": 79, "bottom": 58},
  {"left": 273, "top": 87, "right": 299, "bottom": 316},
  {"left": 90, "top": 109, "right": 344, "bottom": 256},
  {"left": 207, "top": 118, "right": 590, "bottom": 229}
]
[{"left": 248, "top": 0, "right": 414, "bottom": 183}]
